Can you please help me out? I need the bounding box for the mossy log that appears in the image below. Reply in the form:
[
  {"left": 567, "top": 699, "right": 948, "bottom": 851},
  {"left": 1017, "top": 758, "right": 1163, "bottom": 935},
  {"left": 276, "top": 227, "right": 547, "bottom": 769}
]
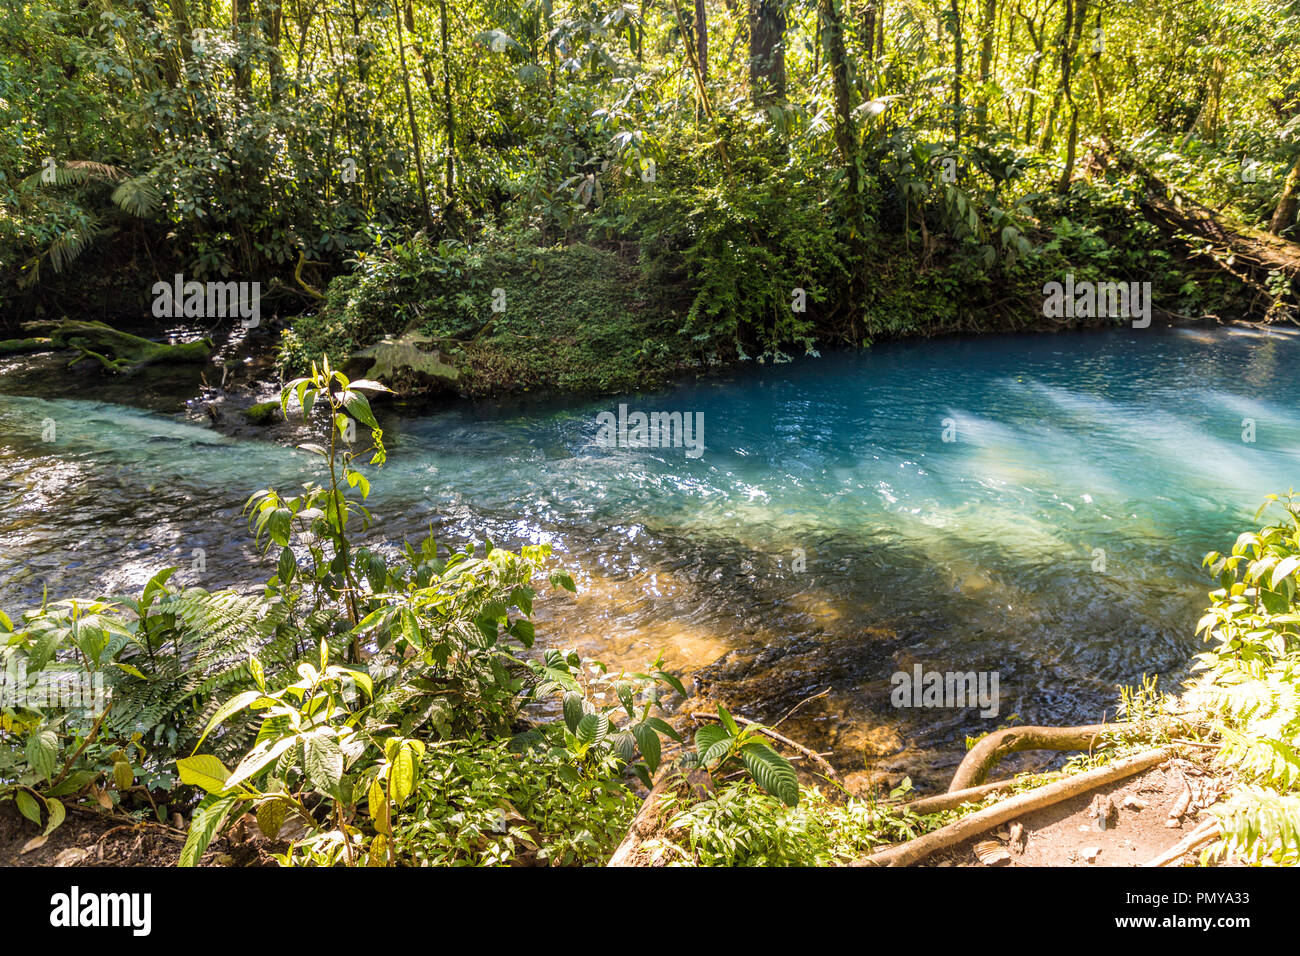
[
  {"left": 49, "top": 320, "right": 212, "bottom": 372},
  {"left": 0, "top": 337, "right": 53, "bottom": 356},
  {"left": 607, "top": 764, "right": 714, "bottom": 867}
]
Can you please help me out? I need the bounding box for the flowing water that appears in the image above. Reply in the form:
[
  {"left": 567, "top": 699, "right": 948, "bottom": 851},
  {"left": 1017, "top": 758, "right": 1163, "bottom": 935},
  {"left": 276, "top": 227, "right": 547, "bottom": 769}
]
[{"left": 3, "top": 325, "right": 1299, "bottom": 787}]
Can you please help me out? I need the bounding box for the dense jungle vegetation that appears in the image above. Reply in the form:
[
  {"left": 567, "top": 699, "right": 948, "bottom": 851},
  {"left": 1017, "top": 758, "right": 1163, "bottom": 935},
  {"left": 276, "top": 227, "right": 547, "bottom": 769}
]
[
  {"left": 3, "top": 0, "right": 1300, "bottom": 869},
  {"left": 3, "top": 0, "right": 1298, "bottom": 390}
]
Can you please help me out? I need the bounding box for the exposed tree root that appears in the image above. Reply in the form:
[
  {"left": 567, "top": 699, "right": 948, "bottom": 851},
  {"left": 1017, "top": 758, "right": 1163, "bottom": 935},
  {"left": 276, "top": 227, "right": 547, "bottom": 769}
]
[
  {"left": 856, "top": 748, "right": 1172, "bottom": 867},
  {"left": 948, "top": 721, "right": 1137, "bottom": 792},
  {"left": 899, "top": 777, "right": 1022, "bottom": 815}
]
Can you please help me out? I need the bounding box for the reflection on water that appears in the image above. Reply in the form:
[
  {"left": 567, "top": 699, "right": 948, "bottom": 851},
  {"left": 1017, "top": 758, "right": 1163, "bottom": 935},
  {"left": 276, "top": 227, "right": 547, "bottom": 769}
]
[{"left": 2, "top": 327, "right": 1297, "bottom": 789}]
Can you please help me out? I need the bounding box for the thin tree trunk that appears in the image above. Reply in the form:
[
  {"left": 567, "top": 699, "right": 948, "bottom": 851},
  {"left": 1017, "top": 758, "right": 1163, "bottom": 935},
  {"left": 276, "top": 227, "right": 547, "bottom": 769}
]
[
  {"left": 393, "top": 0, "right": 433, "bottom": 227},
  {"left": 950, "top": 0, "right": 963, "bottom": 148},
  {"left": 748, "top": 0, "right": 786, "bottom": 104},
  {"left": 438, "top": 0, "right": 456, "bottom": 201},
  {"left": 233, "top": 0, "right": 254, "bottom": 91},
  {"left": 1271, "top": 154, "right": 1300, "bottom": 235},
  {"left": 695, "top": 0, "right": 708, "bottom": 80}
]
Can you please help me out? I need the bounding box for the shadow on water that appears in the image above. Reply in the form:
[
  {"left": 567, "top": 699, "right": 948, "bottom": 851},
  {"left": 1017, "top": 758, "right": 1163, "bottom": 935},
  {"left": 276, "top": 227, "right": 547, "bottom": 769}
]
[{"left": 2, "top": 325, "right": 1298, "bottom": 790}]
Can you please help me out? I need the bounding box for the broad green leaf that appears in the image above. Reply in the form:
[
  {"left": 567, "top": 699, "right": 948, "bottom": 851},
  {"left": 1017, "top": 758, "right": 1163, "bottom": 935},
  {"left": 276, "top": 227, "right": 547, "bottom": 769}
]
[
  {"left": 562, "top": 692, "right": 585, "bottom": 733},
  {"left": 42, "top": 798, "right": 65, "bottom": 836},
  {"left": 303, "top": 733, "right": 344, "bottom": 798},
  {"left": 633, "top": 722, "right": 662, "bottom": 773},
  {"left": 179, "top": 795, "right": 238, "bottom": 867},
  {"left": 256, "top": 798, "right": 288, "bottom": 840},
  {"left": 390, "top": 744, "right": 417, "bottom": 807},
  {"left": 576, "top": 712, "right": 610, "bottom": 746},
  {"left": 177, "top": 754, "right": 232, "bottom": 794},
  {"left": 740, "top": 742, "right": 800, "bottom": 807},
  {"left": 15, "top": 789, "right": 42, "bottom": 826},
  {"left": 26, "top": 730, "right": 57, "bottom": 782}
]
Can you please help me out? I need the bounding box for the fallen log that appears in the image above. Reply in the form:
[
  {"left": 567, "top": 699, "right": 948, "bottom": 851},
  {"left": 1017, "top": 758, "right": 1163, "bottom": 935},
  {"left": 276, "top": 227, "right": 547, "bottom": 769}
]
[
  {"left": 0, "top": 337, "right": 53, "bottom": 356},
  {"left": 948, "top": 721, "right": 1137, "bottom": 792},
  {"left": 49, "top": 320, "right": 212, "bottom": 372},
  {"left": 856, "top": 748, "right": 1172, "bottom": 867}
]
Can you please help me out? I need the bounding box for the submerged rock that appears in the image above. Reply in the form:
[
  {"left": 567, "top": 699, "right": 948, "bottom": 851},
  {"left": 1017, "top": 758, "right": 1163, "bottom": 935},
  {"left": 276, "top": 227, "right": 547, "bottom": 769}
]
[{"left": 349, "top": 332, "right": 459, "bottom": 395}]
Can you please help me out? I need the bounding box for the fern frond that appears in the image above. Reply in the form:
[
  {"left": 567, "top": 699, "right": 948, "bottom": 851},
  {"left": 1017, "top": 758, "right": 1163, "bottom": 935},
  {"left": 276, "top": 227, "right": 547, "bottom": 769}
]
[
  {"left": 22, "top": 160, "right": 126, "bottom": 190},
  {"left": 110, "top": 176, "right": 162, "bottom": 217},
  {"left": 1207, "top": 785, "right": 1300, "bottom": 865}
]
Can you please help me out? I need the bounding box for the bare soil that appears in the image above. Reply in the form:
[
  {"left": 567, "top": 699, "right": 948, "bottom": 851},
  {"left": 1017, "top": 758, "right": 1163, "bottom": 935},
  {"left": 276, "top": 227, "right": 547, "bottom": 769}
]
[
  {"left": 0, "top": 801, "right": 278, "bottom": 867},
  {"left": 924, "top": 754, "right": 1232, "bottom": 867}
]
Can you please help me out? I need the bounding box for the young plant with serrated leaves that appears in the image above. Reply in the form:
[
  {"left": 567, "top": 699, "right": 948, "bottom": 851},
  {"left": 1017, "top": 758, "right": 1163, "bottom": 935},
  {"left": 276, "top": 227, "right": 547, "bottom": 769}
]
[
  {"left": 688, "top": 704, "right": 800, "bottom": 807},
  {"left": 354, "top": 538, "right": 576, "bottom": 738},
  {"left": 175, "top": 639, "right": 383, "bottom": 866},
  {"left": 245, "top": 356, "right": 391, "bottom": 661},
  {"left": 525, "top": 650, "right": 684, "bottom": 789}
]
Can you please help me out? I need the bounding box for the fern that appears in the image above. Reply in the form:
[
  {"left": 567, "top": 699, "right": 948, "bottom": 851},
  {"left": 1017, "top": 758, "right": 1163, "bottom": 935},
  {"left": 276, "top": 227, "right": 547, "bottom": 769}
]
[
  {"left": 1206, "top": 786, "right": 1300, "bottom": 865},
  {"left": 108, "top": 588, "right": 298, "bottom": 763},
  {"left": 110, "top": 176, "right": 163, "bottom": 217},
  {"left": 1192, "top": 494, "right": 1300, "bottom": 864}
]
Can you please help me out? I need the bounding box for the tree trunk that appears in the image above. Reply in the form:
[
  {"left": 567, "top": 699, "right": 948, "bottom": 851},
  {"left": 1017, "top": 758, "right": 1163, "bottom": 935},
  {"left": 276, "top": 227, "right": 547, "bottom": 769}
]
[
  {"left": 821, "top": 0, "right": 867, "bottom": 343},
  {"left": 950, "top": 0, "right": 963, "bottom": 148},
  {"left": 393, "top": 0, "right": 433, "bottom": 227},
  {"left": 232, "top": 0, "right": 254, "bottom": 92},
  {"left": 748, "top": 0, "right": 786, "bottom": 104},
  {"left": 1271, "top": 154, "right": 1300, "bottom": 235},
  {"left": 694, "top": 0, "right": 708, "bottom": 80},
  {"left": 977, "top": 0, "right": 996, "bottom": 82},
  {"left": 438, "top": 0, "right": 457, "bottom": 201}
]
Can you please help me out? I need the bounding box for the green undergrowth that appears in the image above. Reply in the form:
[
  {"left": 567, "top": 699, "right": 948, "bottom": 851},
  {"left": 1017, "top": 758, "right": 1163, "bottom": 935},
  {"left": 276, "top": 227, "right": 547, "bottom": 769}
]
[{"left": 280, "top": 239, "right": 693, "bottom": 398}]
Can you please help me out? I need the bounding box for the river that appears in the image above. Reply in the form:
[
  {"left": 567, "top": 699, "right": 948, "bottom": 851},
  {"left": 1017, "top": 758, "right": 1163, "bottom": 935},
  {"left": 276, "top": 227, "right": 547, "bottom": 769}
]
[{"left": 2, "top": 324, "right": 1297, "bottom": 788}]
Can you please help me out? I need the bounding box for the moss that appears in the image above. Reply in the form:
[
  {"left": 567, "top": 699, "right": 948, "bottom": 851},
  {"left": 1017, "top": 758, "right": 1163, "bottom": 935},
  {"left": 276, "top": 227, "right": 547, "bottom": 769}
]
[{"left": 243, "top": 400, "right": 281, "bottom": 425}]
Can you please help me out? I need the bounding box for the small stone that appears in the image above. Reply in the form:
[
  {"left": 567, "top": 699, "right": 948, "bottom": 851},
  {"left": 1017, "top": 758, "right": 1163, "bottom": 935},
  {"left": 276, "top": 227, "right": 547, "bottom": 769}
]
[
  {"left": 1122, "top": 794, "right": 1147, "bottom": 811},
  {"left": 1080, "top": 846, "right": 1102, "bottom": 863}
]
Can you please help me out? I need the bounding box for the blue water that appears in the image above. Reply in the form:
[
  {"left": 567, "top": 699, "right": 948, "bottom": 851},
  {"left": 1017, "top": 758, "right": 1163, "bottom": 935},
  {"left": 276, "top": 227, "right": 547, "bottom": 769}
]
[{"left": 3, "top": 325, "right": 1298, "bottom": 784}]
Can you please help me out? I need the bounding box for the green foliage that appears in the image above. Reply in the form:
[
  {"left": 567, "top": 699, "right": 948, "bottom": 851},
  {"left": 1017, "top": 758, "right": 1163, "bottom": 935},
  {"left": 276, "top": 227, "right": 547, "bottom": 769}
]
[
  {"left": 649, "top": 781, "right": 926, "bottom": 867},
  {"left": 688, "top": 704, "right": 800, "bottom": 807},
  {"left": 281, "top": 238, "right": 690, "bottom": 397},
  {"left": 393, "top": 732, "right": 638, "bottom": 866},
  {"left": 1193, "top": 493, "right": 1300, "bottom": 862}
]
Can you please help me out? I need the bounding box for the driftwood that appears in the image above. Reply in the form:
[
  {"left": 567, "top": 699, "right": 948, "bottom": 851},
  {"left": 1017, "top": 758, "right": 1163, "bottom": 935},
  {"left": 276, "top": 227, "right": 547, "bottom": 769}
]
[
  {"left": 48, "top": 320, "right": 212, "bottom": 372},
  {"left": 948, "top": 722, "right": 1136, "bottom": 793},
  {"left": 856, "top": 748, "right": 1172, "bottom": 867},
  {"left": 1142, "top": 818, "right": 1221, "bottom": 867},
  {"left": 607, "top": 765, "right": 714, "bottom": 867},
  {"left": 688, "top": 711, "right": 841, "bottom": 782}
]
